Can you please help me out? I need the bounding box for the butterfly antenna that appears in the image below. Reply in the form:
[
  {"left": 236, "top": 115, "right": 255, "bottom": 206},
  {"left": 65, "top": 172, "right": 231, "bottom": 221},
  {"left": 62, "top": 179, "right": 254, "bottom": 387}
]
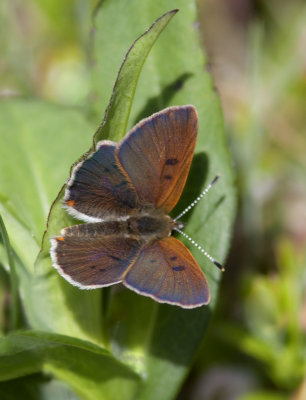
[
  {"left": 174, "top": 228, "right": 225, "bottom": 271},
  {"left": 174, "top": 174, "right": 221, "bottom": 221}
]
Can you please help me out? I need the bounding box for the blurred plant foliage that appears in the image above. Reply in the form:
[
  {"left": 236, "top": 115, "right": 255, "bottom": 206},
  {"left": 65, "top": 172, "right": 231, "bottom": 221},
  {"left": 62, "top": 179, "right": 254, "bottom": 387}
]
[
  {"left": 0, "top": 0, "right": 305, "bottom": 399},
  {"left": 220, "top": 238, "right": 305, "bottom": 390},
  {"left": 185, "top": 1, "right": 306, "bottom": 400},
  {"left": 0, "top": 1, "right": 236, "bottom": 400}
]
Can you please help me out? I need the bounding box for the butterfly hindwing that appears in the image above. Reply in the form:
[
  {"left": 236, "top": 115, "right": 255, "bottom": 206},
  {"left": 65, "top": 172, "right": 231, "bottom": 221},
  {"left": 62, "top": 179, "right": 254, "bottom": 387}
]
[
  {"left": 122, "top": 237, "right": 210, "bottom": 308},
  {"left": 116, "top": 106, "right": 198, "bottom": 213},
  {"left": 50, "top": 223, "right": 144, "bottom": 288}
]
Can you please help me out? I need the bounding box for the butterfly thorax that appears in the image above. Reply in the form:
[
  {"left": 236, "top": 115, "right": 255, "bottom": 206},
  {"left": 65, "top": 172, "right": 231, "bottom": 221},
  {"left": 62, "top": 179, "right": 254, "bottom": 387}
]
[{"left": 125, "top": 214, "right": 176, "bottom": 239}]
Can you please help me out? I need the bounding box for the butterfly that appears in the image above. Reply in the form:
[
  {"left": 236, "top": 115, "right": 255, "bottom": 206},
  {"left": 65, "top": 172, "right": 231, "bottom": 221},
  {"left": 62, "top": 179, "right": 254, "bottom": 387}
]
[{"left": 50, "top": 105, "right": 212, "bottom": 308}]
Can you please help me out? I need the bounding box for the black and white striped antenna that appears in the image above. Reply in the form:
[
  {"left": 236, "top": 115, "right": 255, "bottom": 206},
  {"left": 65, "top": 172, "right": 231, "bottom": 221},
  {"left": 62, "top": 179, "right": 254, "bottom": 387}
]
[{"left": 174, "top": 174, "right": 224, "bottom": 271}]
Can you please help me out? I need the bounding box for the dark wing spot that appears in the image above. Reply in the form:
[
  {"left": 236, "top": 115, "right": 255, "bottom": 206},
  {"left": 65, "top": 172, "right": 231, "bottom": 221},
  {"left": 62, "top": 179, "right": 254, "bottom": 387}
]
[
  {"left": 150, "top": 259, "right": 156, "bottom": 263},
  {"left": 172, "top": 266, "right": 185, "bottom": 272},
  {"left": 111, "top": 162, "right": 119, "bottom": 170},
  {"left": 114, "top": 181, "right": 127, "bottom": 189},
  {"left": 166, "top": 158, "right": 179, "bottom": 166},
  {"left": 170, "top": 256, "right": 177, "bottom": 261},
  {"left": 110, "top": 255, "right": 121, "bottom": 261},
  {"left": 90, "top": 265, "right": 96, "bottom": 270},
  {"left": 99, "top": 268, "right": 106, "bottom": 272},
  {"left": 164, "top": 175, "right": 172, "bottom": 180}
]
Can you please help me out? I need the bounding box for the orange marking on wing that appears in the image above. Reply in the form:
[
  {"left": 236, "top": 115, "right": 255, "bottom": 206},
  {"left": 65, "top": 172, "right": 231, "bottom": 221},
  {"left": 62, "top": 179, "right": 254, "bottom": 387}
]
[
  {"left": 57, "top": 237, "right": 65, "bottom": 241},
  {"left": 66, "top": 200, "right": 75, "bottom": 207}
]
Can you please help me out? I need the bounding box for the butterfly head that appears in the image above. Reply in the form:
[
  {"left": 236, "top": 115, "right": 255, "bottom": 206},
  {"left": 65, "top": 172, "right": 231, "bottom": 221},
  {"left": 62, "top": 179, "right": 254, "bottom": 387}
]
[{"left": 173, "top": 219, "right": 184, "bottom": 231}]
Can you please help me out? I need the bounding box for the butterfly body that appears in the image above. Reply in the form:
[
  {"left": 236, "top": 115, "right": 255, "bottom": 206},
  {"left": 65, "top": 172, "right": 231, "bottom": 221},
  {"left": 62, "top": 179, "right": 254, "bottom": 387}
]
[
  {"left": 62, "top": 213, "right": 180, "bottom": 241},
  {"left": 51, "top": 105, "right": 211, "bottom": 308}
]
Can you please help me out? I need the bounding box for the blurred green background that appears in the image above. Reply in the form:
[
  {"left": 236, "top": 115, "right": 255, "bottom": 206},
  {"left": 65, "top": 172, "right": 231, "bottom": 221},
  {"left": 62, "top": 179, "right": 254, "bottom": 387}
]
[{"left": 0, "top": 0, "right": 305, "bottom": 399}]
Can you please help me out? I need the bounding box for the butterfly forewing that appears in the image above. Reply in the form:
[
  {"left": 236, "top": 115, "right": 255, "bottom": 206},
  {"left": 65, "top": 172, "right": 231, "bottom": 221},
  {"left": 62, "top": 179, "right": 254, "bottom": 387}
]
[
  {"left": 122, "top": 237, "right": 210, "bottom": 308},
  {"left": 116, "top": 105, "right": 198, "bottom": 213},
  {"left": 64, "top": 141, "right": 138, "bottom": 221}
]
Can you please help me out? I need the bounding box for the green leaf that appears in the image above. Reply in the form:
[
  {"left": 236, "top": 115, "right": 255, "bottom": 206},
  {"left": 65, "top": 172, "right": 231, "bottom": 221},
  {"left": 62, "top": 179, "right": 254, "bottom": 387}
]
[
  {"left": 0, "top": 214, "right": 21, "bottom": 331},
  {"left": 0, "top": 330, "right": 140, "bottom": 400},
  {"left": 91, "top": 1, "right": 236, "bottom": 399},
  {"left": 0, "top": 374, "right": 80, "bottom": 400},
  {"left": 93, "top": 9, "right": 178, "bottom": 143},
  {"left": 0, "top": 100, "right": 92, "bottom": 266},
  {"left": 0, "top": 100, "right": 103, "bottom": 342}
]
